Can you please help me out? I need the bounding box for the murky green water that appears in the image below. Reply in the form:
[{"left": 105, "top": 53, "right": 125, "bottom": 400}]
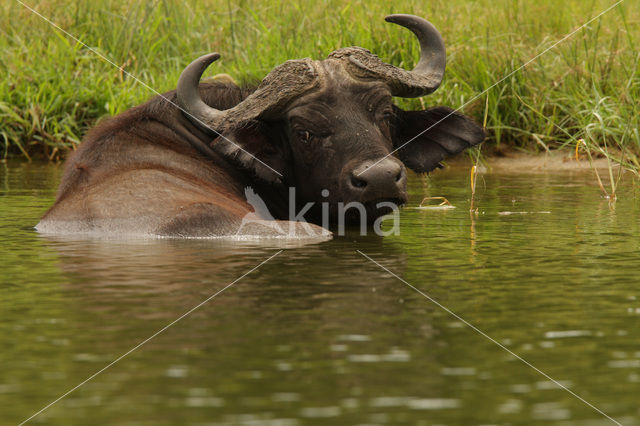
[{"left": 2, "top": 161, "right": 640, "bottom": 425}]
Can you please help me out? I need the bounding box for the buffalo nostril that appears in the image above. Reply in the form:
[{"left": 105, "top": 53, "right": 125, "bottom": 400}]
[
  {"left": 350, "top": 175, "right": 368, "bottom": 189},
  {"left": 395, "top": 171, "right": 403, "bottom": 182}
]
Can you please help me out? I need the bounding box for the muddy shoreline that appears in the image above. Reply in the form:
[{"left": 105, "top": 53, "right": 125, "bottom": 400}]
[{"left": 445, "top": 150, "right": 622, "bottom": 173}]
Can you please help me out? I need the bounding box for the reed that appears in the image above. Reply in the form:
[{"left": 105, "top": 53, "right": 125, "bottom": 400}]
[{"left": 1, "top": 0, "right": 637, "bottom": 169}]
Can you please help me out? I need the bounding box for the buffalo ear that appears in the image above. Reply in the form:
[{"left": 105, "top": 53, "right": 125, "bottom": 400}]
[
  {"left": 393, "top": 106, "right": 485, "bottom": 173},
  {"left": 212, "top": 121, "right": 289, "bottom": 184}
]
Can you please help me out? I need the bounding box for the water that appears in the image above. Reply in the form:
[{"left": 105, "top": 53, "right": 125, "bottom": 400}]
[{"left": 2, "top": 161, "right": 640, "bottom": 425}]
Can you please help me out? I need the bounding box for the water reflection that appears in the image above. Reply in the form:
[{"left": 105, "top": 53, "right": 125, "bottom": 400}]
[
  {"left": 1, "top": 162, "right": 640, "bottom": 425},
  {"left": 37, "top": 234, "right": 408, "bottom": 317}
]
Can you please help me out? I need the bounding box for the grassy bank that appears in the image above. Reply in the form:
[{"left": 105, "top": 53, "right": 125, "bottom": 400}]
[{"left": 1, "top": 0, "right": 638, "bottom": 169}]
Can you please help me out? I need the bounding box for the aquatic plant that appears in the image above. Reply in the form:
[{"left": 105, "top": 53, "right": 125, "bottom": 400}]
[{"left": 1, "top": 0, "right": 637, "bottom": 171}]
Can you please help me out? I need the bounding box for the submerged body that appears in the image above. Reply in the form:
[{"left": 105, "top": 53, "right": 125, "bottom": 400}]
[
  {"left": 37, "top": 15, "right": 484, "bottom": 238},
  {"left": 37, "top": 83, "right": 322, "bottom": 238}
]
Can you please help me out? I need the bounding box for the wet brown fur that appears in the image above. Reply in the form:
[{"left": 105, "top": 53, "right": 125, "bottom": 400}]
[{"left": 39, "top": 82, "right": 272, "bottom": 237}]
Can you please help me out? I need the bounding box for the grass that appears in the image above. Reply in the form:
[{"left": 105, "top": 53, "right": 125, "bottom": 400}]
[{"left": 1, "top": 0, "right": 638, "bottom": 170}]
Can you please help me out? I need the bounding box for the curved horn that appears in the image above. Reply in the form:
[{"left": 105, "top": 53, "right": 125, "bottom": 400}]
[
  {"left": 177, "top": 53, "right": 319, "bottom": 135},
  {"left": 176, "top": 52, "right": 224, "bottom": 133},
  {"left": 385, "top": 14, "right": 446, "bottom": 89},
  {"left": 328, "top": 14, "right": 446, "bottom": 97}
]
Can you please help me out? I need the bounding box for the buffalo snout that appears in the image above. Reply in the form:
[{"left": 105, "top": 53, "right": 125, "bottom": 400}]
[{"left": 341, "top": 158, "right": 408, "bottom": 205}]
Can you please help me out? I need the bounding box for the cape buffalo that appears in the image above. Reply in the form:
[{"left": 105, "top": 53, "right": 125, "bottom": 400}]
[{"left": 37, "top": 14, "right": 484, "bottom": 238}]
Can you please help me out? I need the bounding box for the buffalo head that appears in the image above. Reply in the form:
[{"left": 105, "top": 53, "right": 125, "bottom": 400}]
[{"left": 176, "top": 14, "right": 484, "bottom": 223}]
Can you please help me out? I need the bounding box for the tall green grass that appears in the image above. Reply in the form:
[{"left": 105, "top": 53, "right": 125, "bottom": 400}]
[{"left": 1, "top": 0, "right": 638, "bottom": 167}]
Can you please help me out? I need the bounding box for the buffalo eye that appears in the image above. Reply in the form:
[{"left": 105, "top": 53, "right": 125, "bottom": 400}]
[
  {"left": 297, "top": 129, "right": 313, "bottom": 143},
  {"left": 379, "top": 110, "right": 394, "bottom": 130}
]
